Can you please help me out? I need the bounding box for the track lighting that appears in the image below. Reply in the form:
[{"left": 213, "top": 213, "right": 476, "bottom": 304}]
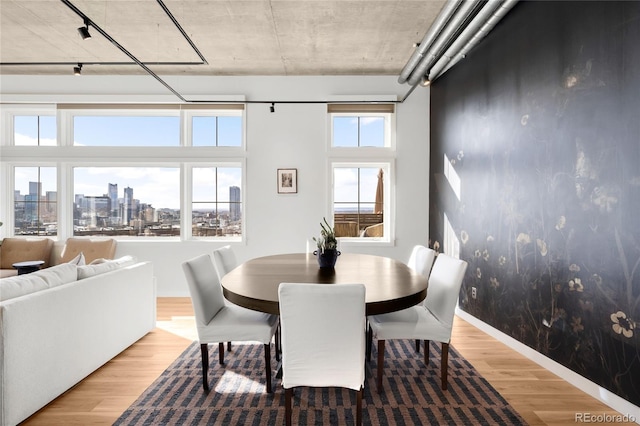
[
  {"left": 78, "top": 18, "right": 91, "bottom": 40},
  {"left": 421, "top": 76, "right": 431, "bottom": 87},
  {"left": 270, "top": 102, "right": 275, "bottom": 113},
  {"left": 73, "top": 63, "right": 82, "bottom": 76}
]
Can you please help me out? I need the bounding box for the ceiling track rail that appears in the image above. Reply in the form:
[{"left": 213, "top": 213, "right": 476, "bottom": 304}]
[
  {"left": 0, "top": 62, "right": 206, "bottom": 66},
  {"left": 156, "top": 0, "right": 208, "bottom": 65},
  {"left": 60, "top": 0, "right": 187, "bottom": 101}
]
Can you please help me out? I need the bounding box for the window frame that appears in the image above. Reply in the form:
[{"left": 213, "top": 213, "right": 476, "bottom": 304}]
[
  {"left": 185, "top": 161, "right": 246, "bottom": 242},
  {"left": 2, "top": 104, "right": 57, "bottom": 147},
  {"left": 328, "top": 105, "right": 396, "bottom": 246},
  {"left": 1, "top": 103, "right": 248, "bottom": 242},
  {"left": 183, "top": 109, "right": 245, "bottom": 148},
  {"left": 6, "top": 163, "right": 59, "bottom": 237}
]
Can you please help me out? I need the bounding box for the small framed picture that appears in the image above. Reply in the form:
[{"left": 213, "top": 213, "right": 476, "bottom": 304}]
[{"left": 277, "top": 168, "right": 297, "bottom": 194}]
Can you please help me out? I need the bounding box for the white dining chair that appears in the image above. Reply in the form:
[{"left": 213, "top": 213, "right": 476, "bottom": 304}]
[
  {"left": 368, "top": 253, "right": 468, "bottom": 392},
  {"left": 212, "top": 245, "right": 238, "bottom": 282},
  {"left": 182, "top": 254, "right": 279, "bottom": 393},
  {"left": 212, "top": 245, "right": 282, "bottom": 360},
  {"left": 366, "top": 245, "right": 436, "bottom": 360},
  {"left": 407, "top": 244, "right": 437, "bottom": 277},
  {"left": 278, "top": 283, "right": 366, "bottom": 426}
]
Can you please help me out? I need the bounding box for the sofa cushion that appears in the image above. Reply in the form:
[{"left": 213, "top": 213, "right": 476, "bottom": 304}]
[
  {"left": 31, "top": 263, "right": 78, "bottom": 288},
  {"left": 77, "top": 262, "right": 119, "bottom": 279},
  {"left": 0, "top": 274, "right": 48, "bottom": 301},
  {"left": 59, "top": 238, "right": 116, "bottom": 264},
  {"left": 0, "top": 238, "right": 54, "bottom": 269},
  {"left": 77, "top": 255, "right": 137, "bottom": 279}
]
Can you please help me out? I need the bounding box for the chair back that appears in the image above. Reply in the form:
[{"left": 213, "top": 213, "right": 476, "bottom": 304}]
[
  {"left": 182, "top": 254, "right": 226, "bottom": 327},
  {"left": 424, "top": 254, "right": 468, "bottom": 327},
  {"left": 278, "top": 283, "right": 366, "bottom": 391},
  {"left": 212, "top": 245, "right": 238, "bottom": 281},
  {"left": 407, "top": 245, "right": 436, "bottom": 277}
]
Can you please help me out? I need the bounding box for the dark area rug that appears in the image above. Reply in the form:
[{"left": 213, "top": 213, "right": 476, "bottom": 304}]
[{"left": 115, "top": 340, "right": 526, "bottom": 425}]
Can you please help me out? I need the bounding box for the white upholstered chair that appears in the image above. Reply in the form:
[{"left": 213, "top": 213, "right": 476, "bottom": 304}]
[
  {"left": 407, "top": 244, "right": 437, "bottom": 277},
  {"left": 182, "top": 254, "right": 279, "bottom": 393},
  {"left": 212, "top": 245, "right": 238, "bottom": 282},
  {"left": 368, "top": 253, "right": 468, "bottom": 392},
  {"left": 366, "top": 245, "right": 436, "bottom": 360},
  {"left": 212, "top": 245, "right": 281, "bottom": 360},
  {"left": 278, "top": 283, "right": 366, "bottom": 426}
]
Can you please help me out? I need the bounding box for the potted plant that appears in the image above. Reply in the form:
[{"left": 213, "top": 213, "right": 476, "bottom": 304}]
[{"left": 312, "top": 217, "right": 340, "bottom": 269}]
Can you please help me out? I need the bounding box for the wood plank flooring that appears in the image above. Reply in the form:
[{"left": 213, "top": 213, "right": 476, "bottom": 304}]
[{"left": 20, "top": 297, "right": 632, "bottom": 425}]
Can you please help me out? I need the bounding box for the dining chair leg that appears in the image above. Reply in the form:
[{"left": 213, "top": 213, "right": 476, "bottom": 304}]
[
  {"left": 424, "top": 340, "right": 430, "bottom": 365},
  {"left": 356, "top": 387, "right": 363, "bottom": 425},
  {"left": 377, "top": 340, "right": 385, "bottom": 392},
  {"left": 285, "top": 388, "right": 293, "bottom": 426},
  {"left": 264, "top": 343, "right": 272, "bottom": 393},
  {"left": 227, "top": 342, "right": 232, "bottom": 351},
  {"left": 441, "top": 342, "right": 449, "bottom": 390},
  {"left": 366, "top": 325, "right": 373, "bottom": 361},
  {"left": 218, "top": 342, "right": 225, "bottom": 365},
  {"left": 415, "top": 339, "right": 420, "bottom": 353},
  {"left": 275, "top": 326, "right": 281, "bottom": 362},
  {"left": 200, "top": 343, "right": 209, "bottom": 392}
]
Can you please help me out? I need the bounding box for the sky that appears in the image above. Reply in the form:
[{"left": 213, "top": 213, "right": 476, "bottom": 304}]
[{"left": 14, "top": 114, "right": 384, "bottom": 211}]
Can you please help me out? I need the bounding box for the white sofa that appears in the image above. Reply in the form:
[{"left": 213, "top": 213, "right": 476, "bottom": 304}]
[{"left": 0, "top": 258, "right": 155, "bottom": 426}]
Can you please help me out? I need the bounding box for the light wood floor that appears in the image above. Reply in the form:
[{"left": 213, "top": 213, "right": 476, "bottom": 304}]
[{"left": 21, "top": 297, "right": 632, "bottom": 425}]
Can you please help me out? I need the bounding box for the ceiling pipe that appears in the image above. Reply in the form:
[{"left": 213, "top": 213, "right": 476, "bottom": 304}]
[
  {"left": 405, "top": 0, "right": 483, "bottom": 87},
  {"left": 397, "top": 0, "right": 462, "bottom": 84},
  {"left": 427, "top": 0, "right": 505, "bottom": 81},
  {"left": 435, "top": 0, "right": 519, "bottom": 79}
]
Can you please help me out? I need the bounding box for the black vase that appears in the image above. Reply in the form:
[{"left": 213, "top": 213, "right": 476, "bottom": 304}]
[{"left": 313, "top": 249, "right": 341, "bottom": 269}]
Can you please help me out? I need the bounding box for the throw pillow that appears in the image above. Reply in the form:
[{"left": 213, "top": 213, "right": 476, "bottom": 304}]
[{"left": 68, "top": 252, "right": 86, "bottom": 266}]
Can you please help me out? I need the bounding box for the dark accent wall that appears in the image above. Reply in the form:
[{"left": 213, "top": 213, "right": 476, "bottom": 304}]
[{"left": 430, "top": 1, "right": 640, "bottom": 406}]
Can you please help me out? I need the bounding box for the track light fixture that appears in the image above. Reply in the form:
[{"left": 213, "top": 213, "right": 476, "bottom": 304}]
[
  {"left": 73, "top": 63, "right": 82, "bottom": 76},
  {"left": 270, "top": 102, "right": 275, "bottom": 113},
  {"left": 78, "top": 18, "right": 91, "bottom": 40},
  {"left": 421, "top": 76, "right": 431, "bottom": 87}
]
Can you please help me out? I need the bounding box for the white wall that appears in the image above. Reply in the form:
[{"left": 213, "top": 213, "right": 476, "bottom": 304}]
[{"left": 1, "top": 75, "right": 430, "bottom": 296}]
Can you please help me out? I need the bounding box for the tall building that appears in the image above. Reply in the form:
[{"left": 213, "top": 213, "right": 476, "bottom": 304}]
[
  {"left": 123, "top": 186, "right": 133, "bottom": 225},
  {"left": 24, "top": 181, "right": 42, "bottom": 223},
  {"left": 230, "top": 186, "right": 241, "bottom": 222},
  {"left": 108, "top": 183, "right": 118, "bottom": 218},
  {"left": 29, "top": 181, "right": 41, "bottom": 197}
]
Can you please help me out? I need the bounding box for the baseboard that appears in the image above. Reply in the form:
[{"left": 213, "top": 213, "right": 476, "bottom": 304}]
[{"left": 455, "top": 308, "right": 640, "bottom": 424}]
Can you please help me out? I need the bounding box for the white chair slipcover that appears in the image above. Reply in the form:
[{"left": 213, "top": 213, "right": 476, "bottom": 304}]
[
  {"left": 407, "top": 244, "right": 437, "bottom": 278},
  {"left": 368, "top": 253, "right": 467, "bottom": 391},
  {"left": 211, "top": 245, "right": 238, "bottom": 282},
  {"left": 182, "top": 254, "right": 278, "bottom": 393},
  {"left": 278, "top": 282, "right": 366, "bottom": 426}
]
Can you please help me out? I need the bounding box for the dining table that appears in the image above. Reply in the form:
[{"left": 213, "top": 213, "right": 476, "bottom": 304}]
[{"left": 220, "top": 252, "right": 428, "bottom": 316}]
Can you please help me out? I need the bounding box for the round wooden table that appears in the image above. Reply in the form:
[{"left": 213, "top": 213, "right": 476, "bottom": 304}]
[{"left": 221, "top": 253, "right": 428, "bottom": 316}]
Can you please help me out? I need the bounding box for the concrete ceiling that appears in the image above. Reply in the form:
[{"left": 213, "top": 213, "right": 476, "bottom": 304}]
[{"left": 0, "top": 0, "right": 447, "bottom": 77}]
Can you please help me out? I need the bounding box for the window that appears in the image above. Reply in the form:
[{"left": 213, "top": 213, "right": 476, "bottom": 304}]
[
  {"left": 328, "top": 103, "right": 395, "bottom": 243},
  {"left": 14, "top": 167, "right": 57, "bottom": 235},
  {"left": 14, "top": 115, "right": 56, "bottom": 146},
  {"left": 192, "top": 116, "right": 242, "bottom": 147},
  {"left": 2, "top": 103, "right": 246, "bottom": 241},
  {"left": 73, "top": 115, "right": 180, "bottom": 146},
  {"left": 185, "top": 105, "right": 244, "bottom": 148},
  {"left": 73, "top": 167, "right": 180, "bottom": 237},
  {"left": 333, "top": 116, "right": 385, "bottom": 147},
  {"left": 329, "top": 104, "right": 394, "bottom": 148},
  {"left": 333, "top": 165, "right": 389, "bottom": 238},
  {"left": 192, "top": 166, "right": 242, "bottom": 237}
]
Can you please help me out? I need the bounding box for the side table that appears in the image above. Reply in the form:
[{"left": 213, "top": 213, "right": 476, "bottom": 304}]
[{"left": 12, "top": 260, "right": 45, "bottom": 275}]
